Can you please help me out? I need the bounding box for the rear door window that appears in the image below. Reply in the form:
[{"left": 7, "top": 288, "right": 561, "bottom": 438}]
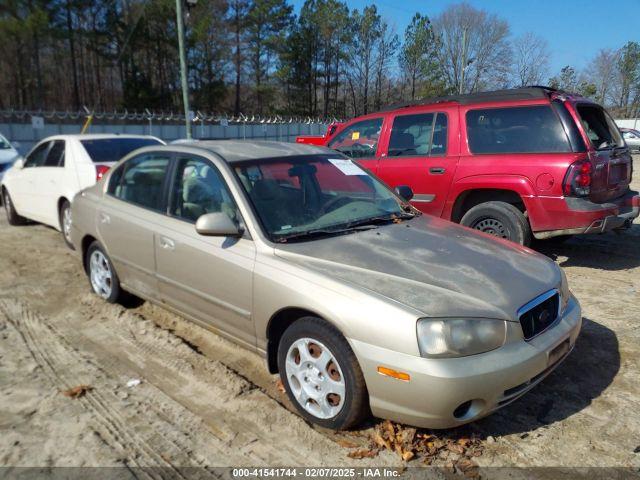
[
  {"left": 388, "top": 113, "right": 448, "bottom": 157},
  {"left": 466, "top": 106, "right": 571, "bottom": 154},
  {"left": 81, "top": 138, "right": 162, "bottom": 163},
  {"left": 108, "top": 153, "right": 171, "bottom": 212},
  {"left": 24, "top": 142, "right": 50, "bottom": 168},
  {"left": 327, "top": 118, "right": 383, "bottom": 158},
  {"left": 43, "top": 140, "right": 65, "bottom": 167},
  {"left": 576, "top": 105, "right": 624, "bottom": 150}
]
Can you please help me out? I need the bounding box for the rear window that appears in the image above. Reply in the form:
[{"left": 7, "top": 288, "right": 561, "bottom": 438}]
[
  {"left": 80, "top": 138, "right": 162, "bottom": 163},
  {"left": 466, "top": 106, "right": 571, "bottom": 154},
  {"left": 576, "top": 105, "right": 624, "bottom": 150}
]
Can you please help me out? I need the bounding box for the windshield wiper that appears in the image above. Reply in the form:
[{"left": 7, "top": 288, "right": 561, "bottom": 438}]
[
  {"left": 275, "top": 225, "right": 378, "bottom": 243},
  {"left": 343, "top": 212, "right": 416, "bottom": 229}
]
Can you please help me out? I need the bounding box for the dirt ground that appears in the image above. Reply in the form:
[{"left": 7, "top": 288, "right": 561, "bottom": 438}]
[{"left": 0, "top": 157, "right": 639, "bottom": 473}]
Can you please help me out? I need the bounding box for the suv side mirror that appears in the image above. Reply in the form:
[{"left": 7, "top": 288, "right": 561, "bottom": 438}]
[
  {"left": 13, "top": 158, "right": 24, "bottom": 169},
  {"left": 195, "top": 212, "right": 244, "bottom": 237},
  {"left": 394, "top": 185, "right": 414, "bottom": 202}
]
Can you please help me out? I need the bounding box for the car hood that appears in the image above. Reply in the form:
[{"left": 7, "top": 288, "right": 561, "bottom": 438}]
[
  {"left": 0, "top": 149, "right": 18, "bottom": 164},
  {"left": 274, "top": 215, "right": 560, "bottom": 321}
]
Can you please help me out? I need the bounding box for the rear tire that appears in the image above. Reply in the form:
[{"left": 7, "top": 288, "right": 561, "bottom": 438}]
[
  {"left": 86, "top": 241, "right": 122, "bottom": 304},
  {"left": 2, "top": 188, "right": 27, "bottom": 226},
  {"left": 461, "top": 201, "right": 532, "bottom": 246},
  {"left": 59, "top": 200, "right": 75, "bottom": 250},
  {"left": 277, "top": 317, "right": 369, "bottom": 430}
]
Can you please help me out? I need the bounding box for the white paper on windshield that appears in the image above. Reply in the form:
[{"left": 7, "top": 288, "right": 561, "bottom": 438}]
[{"left": 328, "top": 159, "right": 366, "bottom": 176}]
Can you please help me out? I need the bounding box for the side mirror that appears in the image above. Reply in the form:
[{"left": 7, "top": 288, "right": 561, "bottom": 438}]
[
  {"left": 394, "top": 185, "right": 414, "bottom": 202},
  {"left": 195, "top": 212, "right": 244, "bottom": 237},
  {"left": 13, "top": 158, "right": 24, "bottom": 169}
]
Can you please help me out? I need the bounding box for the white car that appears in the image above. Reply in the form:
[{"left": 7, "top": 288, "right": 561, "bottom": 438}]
[
  {"left": 621, "top": 128, "right": 640, "bottom": 152},
  {"left": 1, "top": 134, "right": 163, "bottom": 248},
  {"left": 0, "top": 133, "right": 21, "bottom": 184}
]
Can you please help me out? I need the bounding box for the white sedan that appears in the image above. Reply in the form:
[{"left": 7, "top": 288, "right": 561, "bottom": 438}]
[{"left": 1, "top": 134, "right": 163, "bottom": 248}]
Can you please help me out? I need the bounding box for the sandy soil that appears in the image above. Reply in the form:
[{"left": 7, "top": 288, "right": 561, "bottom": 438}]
[{"left": 0, "top": 157, "right": 639, "bottom": 471}]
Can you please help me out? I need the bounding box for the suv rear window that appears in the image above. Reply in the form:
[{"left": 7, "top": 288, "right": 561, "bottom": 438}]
[
  {"left": 81, "top": 138, "right": 161, "bottom": 163},
  {"left": 576, "top": 104, "right": 624, "bottom": 150},
  {"left": 466, "top": 106, "right": 571, "bottom": 154}
]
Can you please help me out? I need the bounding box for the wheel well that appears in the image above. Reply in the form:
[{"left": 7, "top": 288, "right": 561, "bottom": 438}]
[
  {"left": 451, "top": 189, "right": 525, "bottom": 223},
  {"left": 266, "top": 307, "right": 326, "bottom": 374},
  {"left": 57, "top": 197, "right": 70, "bottom": 213},
  {"left": 81, "top": 235, "right": 97, "bottom": 273}
]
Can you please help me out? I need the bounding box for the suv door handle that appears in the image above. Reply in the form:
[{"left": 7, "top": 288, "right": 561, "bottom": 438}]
[
  {"left": 429, "top": 167, "right": 446, "bottom": 175},
  {"left": 159, "top": 236, "right": 175, "bottom": 250},
  {"left": 99, "top": 212, "right": 110, "bottom": 224}
]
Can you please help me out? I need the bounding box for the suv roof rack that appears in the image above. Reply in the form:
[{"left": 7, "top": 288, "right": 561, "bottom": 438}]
[{"left": 381, "top": 87, "right": 562, "bottom": 111}]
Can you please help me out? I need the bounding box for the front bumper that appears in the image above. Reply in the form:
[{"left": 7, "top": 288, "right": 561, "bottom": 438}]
[
  {"left": 533, "top": 190, "right": 639, "bottom": 239},
  {"left": 350, "top": 296, "right": 582, "bottom": 429}
]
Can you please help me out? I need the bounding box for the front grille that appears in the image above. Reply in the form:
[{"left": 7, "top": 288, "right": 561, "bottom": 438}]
[{"left": 518, "top": 290, "right": 560, "bottom": 340}]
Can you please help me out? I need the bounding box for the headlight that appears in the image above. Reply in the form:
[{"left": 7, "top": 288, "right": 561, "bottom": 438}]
[
  {"left": 559, "top": 268, "right": 570, "bottom": 313},
  {"left": 416, "top": 318, "right": 507, "bottom": 358}
]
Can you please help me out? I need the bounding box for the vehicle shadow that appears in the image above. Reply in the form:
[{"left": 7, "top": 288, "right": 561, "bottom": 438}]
[
  {"left": 463, "top": 317, "right": 620, "bottom": 439},
  {"left": 534, "top": 223, "right": 640, "bottom": 271}
]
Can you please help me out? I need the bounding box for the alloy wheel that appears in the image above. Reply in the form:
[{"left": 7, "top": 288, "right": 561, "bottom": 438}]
[
  {"left": 89, "top": 250, "right": 113, "bottom": 299},
  {"left": 62, "top": 205, "right": 72, "bottom": 243},
  {"left": 285, "top": 337, "right": 346, "bottom": 419}
]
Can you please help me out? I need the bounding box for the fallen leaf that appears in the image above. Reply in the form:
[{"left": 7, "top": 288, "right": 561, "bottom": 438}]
[
  {"left": 347, "top": 449, "right": 378, "bottom": 459},
  {"left": 61, "top": 384, "right": 92, "bottom": 399},
  {"left": 447, "top": 443, "right": 465, "bottom": 455},
  {"left": 401, "top": 450, "right": 415, "bottom": 462},
  {"left": 373, "top": 432, "right": 391, "bottom": 451},
  {"left": 336, "top": 439, "right": 359, "bottom": 449},
  {"left": 275, "top": 379, "right": 286, "bottom": 394}
]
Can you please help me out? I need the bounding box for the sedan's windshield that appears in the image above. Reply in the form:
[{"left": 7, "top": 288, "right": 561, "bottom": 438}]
[{"left": 234, "top": 155, "right": 413, "bottom": 242}]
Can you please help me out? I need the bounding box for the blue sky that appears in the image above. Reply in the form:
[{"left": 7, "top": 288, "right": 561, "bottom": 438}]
[{"left": 289, "top": 0, "right": 640, "bottom": 76}]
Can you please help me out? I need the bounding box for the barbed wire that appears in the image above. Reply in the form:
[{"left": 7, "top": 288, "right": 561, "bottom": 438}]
[{"left": 0, "top": 107, "right": 342, "bottom": 125}]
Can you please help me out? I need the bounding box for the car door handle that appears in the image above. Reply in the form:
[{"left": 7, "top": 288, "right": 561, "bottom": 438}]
[
  {"left": 159, "top": 236, "right": 175, "bottom": 250},
  {"left": 99, "top": 212, "right": 110, "bottom": 224},
  {"left": 429, "top": 167, "right": 446, "bottom": 175}
]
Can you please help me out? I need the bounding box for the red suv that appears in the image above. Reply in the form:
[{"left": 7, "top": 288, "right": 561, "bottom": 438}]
[{"left": 297, "top": 87, "right": 639, "bottom": 245}]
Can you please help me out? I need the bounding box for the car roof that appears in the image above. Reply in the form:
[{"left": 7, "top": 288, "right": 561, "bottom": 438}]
[
  {"left": 172, "top": 140, "right": 334, "bottom": 164},
  {"left": 381, "top": 86, "right": 587, "bottom": 112},
  {"left": 40, "top": 133, "right": 160, "bottom": 141}
]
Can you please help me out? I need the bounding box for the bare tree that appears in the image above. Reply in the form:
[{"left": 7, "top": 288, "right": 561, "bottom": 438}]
[
  {"left": 432, "top": 2, "right": 511, "bottom": 94},
  {"left": 512, "top": 32, "right": 550, "bottom": 87},
  {"left": 585, "top": 49, "right": 619, "bottom": 105}
]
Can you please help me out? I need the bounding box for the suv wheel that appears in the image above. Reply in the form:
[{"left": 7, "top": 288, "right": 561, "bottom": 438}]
[
  {"left": 86, "top": 241, "right": 122, "bottom": 303},
  {"left": 59, "top": 200, "right": 75, "bottom": 250},
  {"left": 3, "top": 188, "right": 27, "bottom": 226},
  {"left": 277, "top": 317, "right": 369, "bottom": 430},
  {"left": 461, "top": 201, "right": 532, "bottom": 246}
]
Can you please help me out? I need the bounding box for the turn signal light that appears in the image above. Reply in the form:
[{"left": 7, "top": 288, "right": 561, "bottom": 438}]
[{"left": 377, "top": 366, "right": 410, "bottom": 381}]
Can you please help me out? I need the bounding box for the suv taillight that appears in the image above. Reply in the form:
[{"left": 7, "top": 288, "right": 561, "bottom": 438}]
[
  {"left": 563, "top": 160, "right": 592, "bottom": 197},
  {"left": 95, "top": 165, "right": 110, "bottom": 181}
]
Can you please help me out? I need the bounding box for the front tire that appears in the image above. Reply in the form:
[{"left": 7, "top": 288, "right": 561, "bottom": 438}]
[
  {"left": 277, "top": 317, "right": 369, "bottom": 430},
  {"left": 59, "top": 200, "right": 75, "bottom": 250},
  {"left": 86, "top": 241, "right": 122, "bottom": 303},
  {"left": 460, "top": 201, "right": 532, "bottom": 246},
  {"left": 2, "top": 188, "right": 27, "bottom": 226}
]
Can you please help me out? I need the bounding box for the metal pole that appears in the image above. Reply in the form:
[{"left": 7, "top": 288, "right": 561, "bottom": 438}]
[
  {"left": 176, "top": 0, "right": 192, "bottom": 139},
  {"left": 459, "top": 29, "right": 467, "bottom": 95}
]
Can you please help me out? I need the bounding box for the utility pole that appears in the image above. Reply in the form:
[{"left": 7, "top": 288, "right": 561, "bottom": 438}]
[
  {"left": 176, "top": 0, "right": 192, "bottom": 139},
  {"left": 459, "top": 28, "right": 467, "bottom": 95}
]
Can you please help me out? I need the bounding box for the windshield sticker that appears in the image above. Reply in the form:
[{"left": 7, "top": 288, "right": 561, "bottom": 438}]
[
  {"left": 351, "top": 131, "right": 360, "bottom": 140},
  {"left": 328, "top": 159, "right": 366, "bottom": 176}
]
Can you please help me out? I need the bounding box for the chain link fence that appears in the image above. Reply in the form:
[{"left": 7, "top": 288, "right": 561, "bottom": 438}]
[{"left": 0, "top": 108, "right": 339, "bottom": 155}]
